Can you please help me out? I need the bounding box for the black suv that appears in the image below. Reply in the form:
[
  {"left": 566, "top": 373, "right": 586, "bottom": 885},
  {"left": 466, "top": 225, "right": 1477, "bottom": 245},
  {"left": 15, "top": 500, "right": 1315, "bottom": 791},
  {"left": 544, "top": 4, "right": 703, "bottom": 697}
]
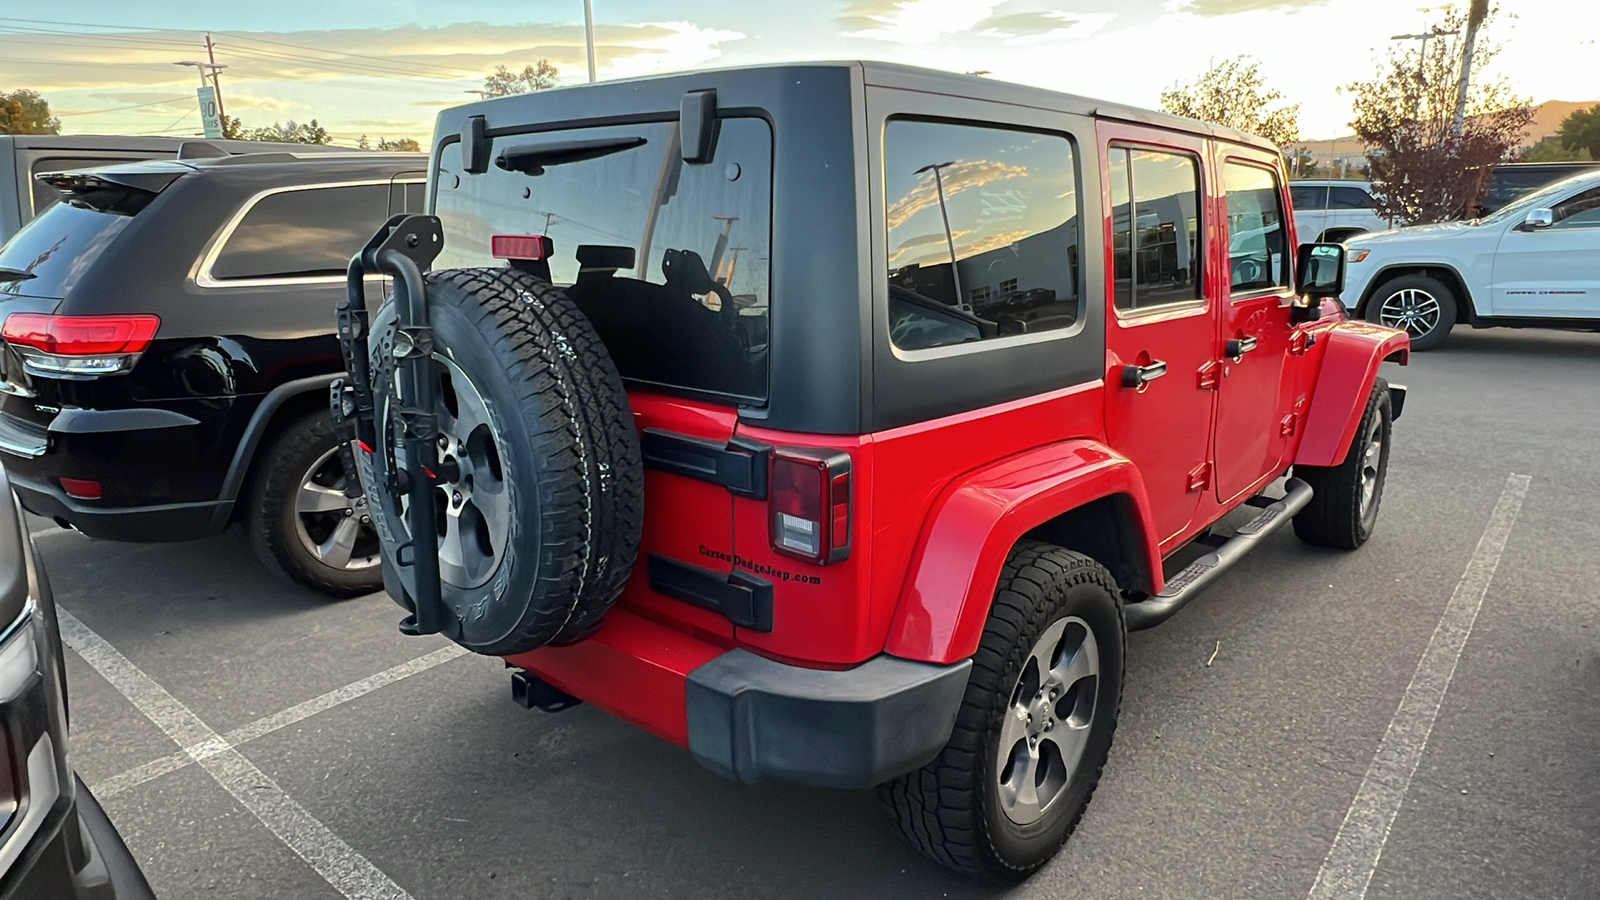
[
  {"left": 0, "top": 146, "right": 425, "bottom": 595},
  {"left": 0, "top": 466, "right": 153, "bottom": 899}
]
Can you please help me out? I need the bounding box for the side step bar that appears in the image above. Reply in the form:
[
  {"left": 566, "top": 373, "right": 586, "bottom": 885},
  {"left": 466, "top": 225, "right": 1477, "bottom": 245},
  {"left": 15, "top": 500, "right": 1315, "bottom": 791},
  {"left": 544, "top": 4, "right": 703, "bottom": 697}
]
[{"left": 1124, "top": 478, "right": 1314, "bottom": 631}]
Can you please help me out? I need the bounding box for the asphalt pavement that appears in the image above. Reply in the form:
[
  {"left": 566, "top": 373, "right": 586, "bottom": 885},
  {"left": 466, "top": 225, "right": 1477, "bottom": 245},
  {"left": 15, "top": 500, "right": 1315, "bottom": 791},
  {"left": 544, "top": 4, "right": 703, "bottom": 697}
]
[{"left": 45, "top": 326, "right": 1600, "bottom": 899}]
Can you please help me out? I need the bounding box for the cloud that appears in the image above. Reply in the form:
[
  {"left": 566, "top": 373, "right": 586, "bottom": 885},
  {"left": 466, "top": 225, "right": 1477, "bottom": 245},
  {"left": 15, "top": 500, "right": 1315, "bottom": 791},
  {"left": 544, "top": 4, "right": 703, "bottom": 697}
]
[
  {"left": 224, "top": 95, "right": 297, "bottom": 111},
  {"left": 958, "top": 227, "right": 1032, "bottom": 257},
  {"left": 0, "top": 21, "right": 741, "bottom": 92},
  {"left": 1178, "top": 0, "right": 1329, "bottom": 15},
  {"left": 840, "top": 0, "right": 1006, "bottom": 43},
  {"left": 887, "top": 159, "right": 1029, "bottom": 229},
  {"left": 976, "top": 10, "right": 1117, "bottom": 43}
]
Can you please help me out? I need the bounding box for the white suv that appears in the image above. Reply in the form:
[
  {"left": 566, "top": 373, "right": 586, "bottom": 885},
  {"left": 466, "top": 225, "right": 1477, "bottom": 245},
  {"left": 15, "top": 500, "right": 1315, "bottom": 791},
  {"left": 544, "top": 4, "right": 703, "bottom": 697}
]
[
  {"left": 1343, "top": 169, "right": 1600, "bottom": 349},
  {"left": 1289, "top": 180, "right": 1391, "bottom": 243}
]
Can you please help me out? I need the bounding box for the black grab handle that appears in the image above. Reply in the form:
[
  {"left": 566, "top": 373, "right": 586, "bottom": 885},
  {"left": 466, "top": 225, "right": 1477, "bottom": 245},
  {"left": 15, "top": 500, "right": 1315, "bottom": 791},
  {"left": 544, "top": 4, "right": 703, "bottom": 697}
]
[{"left": 337, "top": 214, "right": 447, "bottom": 638}]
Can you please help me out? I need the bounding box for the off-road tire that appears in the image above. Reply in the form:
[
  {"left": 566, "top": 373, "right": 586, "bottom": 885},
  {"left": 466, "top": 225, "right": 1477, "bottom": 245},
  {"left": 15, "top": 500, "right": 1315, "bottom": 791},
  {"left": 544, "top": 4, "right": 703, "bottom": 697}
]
[
  {"left": 878, "top": 541, "right": 1125, "bottom": 882},
  {"left": 364, "top": 267, "right": 642, "bottom": 655},
  {"left": 1362, "top": 273, "right": 1457, "bottom": 350},
  {"left": 246, "top": 410, "right": 382, "bottom": 598},
  {"left": 1292, "top": 378, "right": 1392, "bottom": 549}
]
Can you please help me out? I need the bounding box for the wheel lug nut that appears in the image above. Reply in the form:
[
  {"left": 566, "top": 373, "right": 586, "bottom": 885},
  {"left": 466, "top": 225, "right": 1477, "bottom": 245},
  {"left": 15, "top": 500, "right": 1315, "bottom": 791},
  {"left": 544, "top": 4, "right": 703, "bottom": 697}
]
[
  {"left": 343, "top": 508, "right": 353, "bottom": 517},
  {"left": 452, "top": 492, "right": 463, "bottom": 505}
]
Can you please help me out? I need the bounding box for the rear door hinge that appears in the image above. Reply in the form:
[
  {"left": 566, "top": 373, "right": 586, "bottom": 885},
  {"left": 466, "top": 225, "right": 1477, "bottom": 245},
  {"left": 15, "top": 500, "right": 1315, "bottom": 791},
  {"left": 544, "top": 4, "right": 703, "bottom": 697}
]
[
  {"left": 1187, "top": 462, "right": 1212, "bottom": 492},
  {"left": 1280, "top": 412, "right": 1300, "bottom": 437},
  {"left": 1197, "top": 360, "right": 1222, "bottom": 391},
  {"left": 1289, "top": 330, "right": 1315, "bottom": 356}
]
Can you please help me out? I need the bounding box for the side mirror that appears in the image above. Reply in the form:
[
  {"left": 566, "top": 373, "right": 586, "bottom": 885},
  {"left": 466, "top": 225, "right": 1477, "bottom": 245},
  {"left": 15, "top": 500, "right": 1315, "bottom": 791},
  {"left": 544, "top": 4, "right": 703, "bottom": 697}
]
[
  {"left": 1517, "top": 208, "right": 1554, "bottom": 231},
  {"left": 1295, "top": 241, "right": 1346, "bottom": 299}
]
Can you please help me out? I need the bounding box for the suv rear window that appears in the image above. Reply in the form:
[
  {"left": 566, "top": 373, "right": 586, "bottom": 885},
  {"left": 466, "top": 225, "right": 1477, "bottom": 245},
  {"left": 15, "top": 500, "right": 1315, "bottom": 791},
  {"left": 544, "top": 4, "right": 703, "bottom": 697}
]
[
  {"left": 0, "top": 201, "right": 135, "bottom": 299},
  {"left": 432, "top": 118, "right": 773, "bottom": 403},
  {"left": 210, "top": 183, "right": 389, "bottom": 280}
]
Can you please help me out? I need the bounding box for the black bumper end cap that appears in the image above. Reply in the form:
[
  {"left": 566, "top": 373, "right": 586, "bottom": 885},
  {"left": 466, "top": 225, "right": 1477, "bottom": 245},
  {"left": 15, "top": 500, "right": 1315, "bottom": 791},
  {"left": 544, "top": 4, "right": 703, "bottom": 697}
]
[{"left": 685, "top": 650, "right": 971, "bottom": 789}]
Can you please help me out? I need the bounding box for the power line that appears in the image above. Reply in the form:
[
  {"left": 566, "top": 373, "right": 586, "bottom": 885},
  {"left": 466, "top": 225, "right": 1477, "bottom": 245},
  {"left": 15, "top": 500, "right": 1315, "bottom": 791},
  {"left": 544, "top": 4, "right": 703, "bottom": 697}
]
[
  {"left": 218, "top": 31, "right": 477, "bottom": 79},
  {"left": 221, "top": 44, "right": 475, "bottom": 83},
  {"left": 57, "top": 96, "right": 191, "bottom": 116}
]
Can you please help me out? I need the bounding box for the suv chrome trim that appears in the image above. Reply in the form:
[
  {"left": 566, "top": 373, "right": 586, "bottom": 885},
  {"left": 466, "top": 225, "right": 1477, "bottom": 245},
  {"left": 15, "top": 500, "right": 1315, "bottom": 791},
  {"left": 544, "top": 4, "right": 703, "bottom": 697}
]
[
  {"left": 192, "top": 177, "right": 425, "bottom": 289},
  {"left": 0, "top": 413, "right": 47, "bottom": 459}
]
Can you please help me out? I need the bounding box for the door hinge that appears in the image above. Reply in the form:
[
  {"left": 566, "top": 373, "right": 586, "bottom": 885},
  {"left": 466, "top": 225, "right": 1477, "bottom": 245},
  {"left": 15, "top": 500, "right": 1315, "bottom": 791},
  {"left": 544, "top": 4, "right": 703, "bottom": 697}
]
[
  {"left": 1290, "top": 330, "right": 1315, "bottom": 356},
  {"left": 1280, "top": 412, "right": 1299, "bottom": 437},
  {"left": 1187, "top": 462, "right": 1211, "bottom": 492},
  {"left": 1197, "top": 360, "right": 1222, "bottom": 391}
]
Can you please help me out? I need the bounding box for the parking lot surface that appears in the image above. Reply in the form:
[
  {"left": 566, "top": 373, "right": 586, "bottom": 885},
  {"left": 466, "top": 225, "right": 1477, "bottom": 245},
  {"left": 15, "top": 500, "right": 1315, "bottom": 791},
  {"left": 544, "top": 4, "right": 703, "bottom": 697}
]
[{"left": 46, "top": 327, "right": 1600, "bottom": 899}]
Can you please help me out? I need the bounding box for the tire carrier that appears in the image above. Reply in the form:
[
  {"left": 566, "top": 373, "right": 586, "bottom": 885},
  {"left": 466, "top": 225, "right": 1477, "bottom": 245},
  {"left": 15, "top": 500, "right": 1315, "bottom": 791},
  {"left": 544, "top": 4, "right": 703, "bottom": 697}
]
[{"left": 332, "top": 214, "right": 447, "bottom": 636}]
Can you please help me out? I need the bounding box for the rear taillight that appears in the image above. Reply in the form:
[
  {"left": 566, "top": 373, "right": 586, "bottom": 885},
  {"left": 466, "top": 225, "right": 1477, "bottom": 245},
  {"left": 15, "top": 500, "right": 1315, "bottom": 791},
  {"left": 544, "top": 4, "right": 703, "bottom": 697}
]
[
  {"left": 769, "top": 449, "right": 851, "bottom": 565},
  {"left": 1, "top": 313, "right": 159, "bottom": 377}
]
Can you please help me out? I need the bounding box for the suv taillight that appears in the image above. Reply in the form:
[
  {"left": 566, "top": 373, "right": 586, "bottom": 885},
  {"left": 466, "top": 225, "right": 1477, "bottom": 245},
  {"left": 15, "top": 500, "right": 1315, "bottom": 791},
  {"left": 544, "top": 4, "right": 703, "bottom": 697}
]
[
  {"left": 1, "top": 313, "right": 160, "bottom": 377},
  {"left": 769, "top": 449, "right": 851, "bottom": 565}
]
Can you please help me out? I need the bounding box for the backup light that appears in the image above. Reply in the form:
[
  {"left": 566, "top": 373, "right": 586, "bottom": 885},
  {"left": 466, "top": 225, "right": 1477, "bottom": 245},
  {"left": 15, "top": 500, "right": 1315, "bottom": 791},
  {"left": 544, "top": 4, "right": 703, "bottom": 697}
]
[{"left": 769, "top": 448, "right": 851, "bottom": 565}]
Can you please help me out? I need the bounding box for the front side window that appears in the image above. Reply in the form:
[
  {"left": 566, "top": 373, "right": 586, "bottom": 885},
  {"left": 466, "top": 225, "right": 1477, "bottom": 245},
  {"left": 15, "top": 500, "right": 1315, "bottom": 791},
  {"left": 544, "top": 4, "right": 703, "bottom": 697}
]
[
  {"left": 211, "top": 184, "right": 389, "bottom": 280},
  {"left": 1224, "top": 162, "right": 1290, "bottom": 294},
  {"left": 1110, "top": 146, "right": 1203, "bottom": 311},
  {"left": 1552, "top": 186, "right": 1600, "bottom": 228},
  {"left": 883, "top": 119, "right": 1081, "bottom": 351},
  {"left": 433, "top": 118, "right": 772, "bottom": 402}
]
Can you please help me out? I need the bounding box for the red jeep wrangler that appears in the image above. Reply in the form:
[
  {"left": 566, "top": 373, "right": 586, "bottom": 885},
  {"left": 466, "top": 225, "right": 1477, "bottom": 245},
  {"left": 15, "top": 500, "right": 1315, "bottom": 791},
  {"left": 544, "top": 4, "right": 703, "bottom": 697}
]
[{"left": 335, "top": 63, "right": 1408, "bottom": 881}]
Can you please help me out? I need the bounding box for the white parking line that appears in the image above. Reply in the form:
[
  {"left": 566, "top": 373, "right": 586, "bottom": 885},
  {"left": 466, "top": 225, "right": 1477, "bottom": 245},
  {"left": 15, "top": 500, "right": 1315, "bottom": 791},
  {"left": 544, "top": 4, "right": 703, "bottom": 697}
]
[
  {"left": 59, "top": 608, "right": 416, "bottom": 900},
  {"left": 1307, "top": 473, "right": 1532, "bottom": 900},
  {"left": 92, "top": 644, "right": 468, "bottom": 800}
]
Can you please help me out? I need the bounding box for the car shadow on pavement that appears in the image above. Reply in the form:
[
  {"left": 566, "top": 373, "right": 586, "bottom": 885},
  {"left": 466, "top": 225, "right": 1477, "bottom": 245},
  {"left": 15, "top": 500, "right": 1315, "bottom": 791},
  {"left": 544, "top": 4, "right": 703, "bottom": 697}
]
[
  {"left": 37, "top": 528, "right": 371, "bottom": 627},
  {"left": 1430, "top": 328, "right": 1600, "bottom": 361}
]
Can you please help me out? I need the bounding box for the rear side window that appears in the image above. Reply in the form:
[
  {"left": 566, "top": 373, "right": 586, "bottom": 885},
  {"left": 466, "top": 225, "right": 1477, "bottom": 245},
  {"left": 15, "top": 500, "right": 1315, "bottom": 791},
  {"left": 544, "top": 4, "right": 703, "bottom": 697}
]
[
  {"left": 1290, "top": 184, "right": 1328, "bottom": 210},
  {"left": 1224, "top": 162, "right": 1289, "bottom": 294},
  {"left": 1110, "top": 147, "right": 1202, "bottom": 311},
  {"left": 432, "top": 118, "right": 773, "bottom": 403},
  {"left": 882, "top": 119, "right": 1081, "bottom": 351},
  {"left": 210, "top": 184, "right": 388, "bottom": 280},
  {"left": 1329, "top": 186, "right": 1374, "bottom": 210}
]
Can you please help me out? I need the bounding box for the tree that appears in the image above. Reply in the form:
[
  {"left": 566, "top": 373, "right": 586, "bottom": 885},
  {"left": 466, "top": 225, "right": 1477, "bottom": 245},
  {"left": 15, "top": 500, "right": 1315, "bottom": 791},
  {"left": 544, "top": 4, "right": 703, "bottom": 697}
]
[
  {"left": 242, "top": 119, "right": 332, "bottom": 144},
  {"left": 481, "top": 61, "right": 560, "bottom": 97},
  {"left": 1158, "top": 56, "right": 1300, "bottom": 148},
  {"left": 1522, "top": 137, "right": 1592, "bottom": 162},
  {"left": 358, "top": 135, "right": 422, "bottom": 151},
  {"left": 1347, "top": 3, "right": 1532, "bottom": 223},
  {"left": 220, "top": 114, "right": 243, "bottom": 140},
  {"left": 0, "top": 89, "right": 61, "bottom": 135},
  {"left": 1557, "top": 103, "right": 1600, "bottom": 160}
]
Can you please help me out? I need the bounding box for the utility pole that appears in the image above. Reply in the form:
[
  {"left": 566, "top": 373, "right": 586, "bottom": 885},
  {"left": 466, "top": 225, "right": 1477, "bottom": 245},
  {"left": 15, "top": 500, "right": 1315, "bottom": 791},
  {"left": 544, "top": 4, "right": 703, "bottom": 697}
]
[
  {"left": 1451, "top": 0, "right": 1490, "bottom": 139},
  {"left": 1390, "top": 29, "right": 1457, "bottom": 123},
  {"left": 914, "top": 161, "right": 963, "bottom": 304},
  {"left": 205, "top": 34, "right": 227, "bottom": 130},
  {"left": 583, "top": 0, "right": 597, "bottom": 83}
]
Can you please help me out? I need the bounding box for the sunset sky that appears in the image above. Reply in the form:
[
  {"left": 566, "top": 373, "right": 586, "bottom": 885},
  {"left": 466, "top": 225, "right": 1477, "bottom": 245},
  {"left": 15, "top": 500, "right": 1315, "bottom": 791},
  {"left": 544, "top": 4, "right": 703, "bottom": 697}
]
[{"left": 5, "top": 1, "right": 1596, "bottom": 146}]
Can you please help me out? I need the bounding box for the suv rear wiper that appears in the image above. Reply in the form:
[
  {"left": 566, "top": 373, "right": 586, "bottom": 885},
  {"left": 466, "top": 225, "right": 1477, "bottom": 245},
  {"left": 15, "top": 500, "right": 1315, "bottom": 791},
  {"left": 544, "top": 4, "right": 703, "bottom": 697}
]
[
  {"left": 495, "top": 136, "right": 648, "bottom": 175},
  {"left": 0, "top": 267, "right": 35, "bottom": 283}
]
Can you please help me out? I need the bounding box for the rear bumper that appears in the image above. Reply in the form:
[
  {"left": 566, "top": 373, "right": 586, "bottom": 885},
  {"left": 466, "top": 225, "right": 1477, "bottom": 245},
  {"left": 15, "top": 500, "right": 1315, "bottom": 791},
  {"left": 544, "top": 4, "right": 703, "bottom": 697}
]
[
  {"left": 11, "top": 474, "right": 226, "bottom": 542},
  {"left": 508, "top": 609, "right": 971, "bottom": 789}
]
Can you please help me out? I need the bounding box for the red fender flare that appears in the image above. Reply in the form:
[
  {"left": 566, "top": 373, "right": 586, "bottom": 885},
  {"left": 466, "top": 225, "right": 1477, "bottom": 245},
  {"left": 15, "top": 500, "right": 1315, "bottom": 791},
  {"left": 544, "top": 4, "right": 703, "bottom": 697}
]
[
  {"left": 1295, "top": 322, "right": 1409, "bottom": 468},
  {"left": 884, "top": 440, "right": 1162, "bottom": 666}
]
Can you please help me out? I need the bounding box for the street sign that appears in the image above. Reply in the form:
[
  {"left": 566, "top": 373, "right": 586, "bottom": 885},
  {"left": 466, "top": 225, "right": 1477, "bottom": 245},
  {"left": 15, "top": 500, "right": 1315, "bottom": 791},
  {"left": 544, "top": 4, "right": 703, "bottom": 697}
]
[{"left": 197, "top": 86, "right": 222, "bottom": 139}]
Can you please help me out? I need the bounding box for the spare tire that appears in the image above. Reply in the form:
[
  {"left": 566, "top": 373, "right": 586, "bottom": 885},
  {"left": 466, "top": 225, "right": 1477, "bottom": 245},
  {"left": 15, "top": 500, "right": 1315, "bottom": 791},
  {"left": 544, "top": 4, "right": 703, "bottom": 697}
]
[{"left": 361, "top": 267, "right": 643, "bottom": 655}]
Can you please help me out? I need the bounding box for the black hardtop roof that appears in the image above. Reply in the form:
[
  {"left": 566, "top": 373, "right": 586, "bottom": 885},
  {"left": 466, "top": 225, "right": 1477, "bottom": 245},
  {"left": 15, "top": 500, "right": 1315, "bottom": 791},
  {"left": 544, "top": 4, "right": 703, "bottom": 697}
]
[
  {"left": 38, "top": 149, "right": 426, "bottom": 182},
  {"left": 439, "top": 60, "right": 1279, "bottom": 155}
]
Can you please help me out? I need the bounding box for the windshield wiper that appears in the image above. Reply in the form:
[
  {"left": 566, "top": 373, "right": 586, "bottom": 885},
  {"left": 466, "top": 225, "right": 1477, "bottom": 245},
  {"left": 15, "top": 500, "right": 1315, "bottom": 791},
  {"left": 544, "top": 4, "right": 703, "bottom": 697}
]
[
  {"left": 495, "top": 136, "right": 648, "bottom": 175},
  {"left": 0, "top": 267, "right": 35, "bottom": 283}
]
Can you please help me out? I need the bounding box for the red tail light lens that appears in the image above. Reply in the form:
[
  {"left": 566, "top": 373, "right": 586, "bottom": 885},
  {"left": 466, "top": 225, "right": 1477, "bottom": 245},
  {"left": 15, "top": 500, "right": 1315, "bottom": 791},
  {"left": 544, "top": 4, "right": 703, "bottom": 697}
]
[
  {"left": 490, "top": 234, "right": 553, "bottom": 261},
  {"left": 769, "top": 449, "right": 851, "bottom": 565},
  {"left": 2, "top": 314, "right": 159, "bottom": 354},
  {"left": 1, "top": 313, "right": 159, "bottom": 377}
]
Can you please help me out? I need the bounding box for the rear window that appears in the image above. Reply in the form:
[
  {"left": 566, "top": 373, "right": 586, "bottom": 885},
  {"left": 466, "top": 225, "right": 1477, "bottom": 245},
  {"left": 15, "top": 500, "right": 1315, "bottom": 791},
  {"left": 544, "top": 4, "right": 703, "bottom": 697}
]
[
  {"left": 432, "top": 118, "right": 772, "bottom": 403},
  {"left": 209, "top": 183, "right": 389, "bottom": 280},
  {"left": 0, "top": 201, "right": 134, "bottom": 299}
]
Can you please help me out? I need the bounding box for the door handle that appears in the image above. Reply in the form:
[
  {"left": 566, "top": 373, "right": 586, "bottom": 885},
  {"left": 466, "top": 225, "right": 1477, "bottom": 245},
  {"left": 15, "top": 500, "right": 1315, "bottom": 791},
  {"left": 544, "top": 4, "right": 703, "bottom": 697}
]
[
  {"left": 1120, "top": 360, "right": 1168, "bottom": 389},
  {"left": 1224, "top": 335, "right": 1259, "bottom": 357}
]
